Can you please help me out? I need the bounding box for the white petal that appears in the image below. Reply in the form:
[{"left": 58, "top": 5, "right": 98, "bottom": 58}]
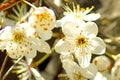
[
  {"left": 28, "top": 15, "right": 35, "bottom": 24},
  {"left": 37, "top": 39, "right": 51, "bottom": 53},
  {"left": 55, "top": 20, "right": 62, "bottom": 28},
  {"left": 92, "top": 56, "right": 111, "bottom": 71},
  {"left": 0, "top": 26, "right": 12, "bottom": 40},
  {"left": 24, "top": 48, "right": 37, "bottom": 58},
  {"left": 20, "top": 40, "right": 37, "bottom": 58},
  {"left": 62, "top": 59, "right": 81, "bottom": 79},
  {"left": 20, "top": 23, "right": 35, "bottom": 37},
  {"left": 80, "top": 63, "right": 98, "bottom": 78},
  {"left": 60, "top": 53, "right": 73, "bottom": 62},
  {"left": 55, "top": 39, "right": 75, "bottom": 53},
  {"left": 83, "top": 22, "right": 98, "bottom": 36},
  {"left": 6, "top": 42, "right": 22, "bottom": 58},
  {"left": 91, "top": 37, "right": 106, "bottom": 55},
  {"left": 58, "top": 15, "right": 74, "bottom": 26},
  {"left": 62, "top": 21, "right": 79, "bottom": 37},
  {"left": 83, "top": 13, "right": 100, "bottom": 21},
  {"left": 75, "top": 51, "right": 92, "bottom": 68},
  {"left": 38, "top": 30, "right": 52, "bottom": 40}
]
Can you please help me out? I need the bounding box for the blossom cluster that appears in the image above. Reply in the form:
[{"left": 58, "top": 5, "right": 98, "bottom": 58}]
[
  {"left": 0, "top": 5, "right": 56, "bottom": 80},
  {"left": 0, "top": 1, "right": 119, "bottom": 80},
  {"left": 0, "top": 7, "right": 55, "bottom": 59},
  {"left": 54, "top": 4, "right": 120, "bottom": 80},
  {"left": 55, "top": 4, "right": 106, "bottom": 80}
]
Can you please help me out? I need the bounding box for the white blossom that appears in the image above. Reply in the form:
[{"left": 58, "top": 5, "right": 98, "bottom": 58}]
[
  {"left": 28, "top": 7, "right": 56, "bottom": 40},
  {"left": 92, "top": 56, "right": 112, "bottom": 71},
  {"left": 56, "top": 4, "right": 100, "bottom": 28},
  {"left": 55, "top": 21, "right": 105, "bottom": 67},
  {"left": 61, "top": 59, "right": 97, "bottom": 80},
  {"left": 111, "top": 58, "right": 120, "bottom": 80},
  {"left": 0, "top": 23, "right": 51, "bottom": 59}
]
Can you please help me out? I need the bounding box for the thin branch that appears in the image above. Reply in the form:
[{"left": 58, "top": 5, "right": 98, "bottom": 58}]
[
  {"left": 0, "top": 55, "right": 8, "bottom": 79},
  {"left": 2, "top": 56, "right": 23, "bottom": 80}
]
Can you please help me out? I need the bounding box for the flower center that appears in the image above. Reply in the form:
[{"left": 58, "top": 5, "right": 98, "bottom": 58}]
[
  {"left": 76, "top": 36, "right": 87, "bottom": 47},
  {"left": 12, "top": 30, "right": 25, "bottom": 42},
  {"left": 36, "top": 10, "right": 51, "bottom": 21},
  {"left": 73, "top": 70, "right": 85, "bottom": 80},
  {"left": 74, "top": 13, "right": 83, "bottom": 19}
]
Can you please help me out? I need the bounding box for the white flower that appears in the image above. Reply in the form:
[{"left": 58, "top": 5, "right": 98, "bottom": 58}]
[
  {"left": 55, "top": 21, "right": 105, "bottom": 67},
  {"left": 56, "top": 4, "right": 100, "bottom": 28},
  {"left": 92, "top": 56, "right": 112, "bottom": 71},
  {"left": 61, "top": 59, "right": 97, "bottom": 80},
  {"left": 111, "top": 59, "right": 120, "bottom": 80},
  {"left": 64, "top": 4, "right": 100, "bottom": 21},
  {"left": 28, "top": 7, "right": 56, "bottom": 40},
  {"left": 13, "top": 59, "right": 44, "bottom": 80},
  {"left": 0, "top": 23, "right": 51, "bottom": 59}
]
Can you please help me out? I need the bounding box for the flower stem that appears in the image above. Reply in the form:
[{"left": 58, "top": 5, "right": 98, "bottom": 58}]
[
  {"left": 0, "top": 12, "right": 6, "bottom": 28},
  {"left": 105, "top": 52, "right": 116, "bottom": 61},
  {"left": 17, "top": 3, "right": 25, "bottom": 24},
  {"left": 0, "top": 55, "right": 8, "bottom": 79},
  {"left": 31, "top": 47, "right": 55, "bottom": 68},
  {"left": 2, "top": 56, "right": 23, "bottom": 80}
]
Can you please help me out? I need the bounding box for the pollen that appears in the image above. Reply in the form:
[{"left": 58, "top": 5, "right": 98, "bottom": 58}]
[
  {"left": 73, "top": 70, "right": 83, "bottom": 80},
  {"left": 36, "top": 10, "right": 51, "bottom": 21},
  {"left": 12, "top": 30, "right": 25, "bottom": 42}
]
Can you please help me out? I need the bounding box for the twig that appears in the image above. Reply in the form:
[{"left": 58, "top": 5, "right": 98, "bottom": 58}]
[
  {"left": 0, "top": 55, "right": 8, "bottom": 79},
  {"left": 2, "top": 56, "right": 23, "bottom": 80}
]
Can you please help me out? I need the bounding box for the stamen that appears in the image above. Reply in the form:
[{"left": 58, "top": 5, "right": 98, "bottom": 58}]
[
  {"left": 58, "top": 73, "right": 68, "bottom": 78},
  {"left": 77, "top": 4, "right": 80, "bottom": 12},
  {"left": 72, "top": 2, "right": 76, "bottom": 12},
  {"left": 73, "top": 70, "right": 82, "bottom": 79},
  {"left": 76, "top": 35, "right": 88, "bottom": 47},
  {"left": 12, "top": 30, "right": 25, "bottom": 42}
]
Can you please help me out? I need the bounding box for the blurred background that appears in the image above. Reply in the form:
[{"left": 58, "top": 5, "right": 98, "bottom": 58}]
[{"left": 0, "top": 0, "right": 120, "bottom": 80}]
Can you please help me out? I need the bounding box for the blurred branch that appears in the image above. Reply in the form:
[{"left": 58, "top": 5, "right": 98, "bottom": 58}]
[
  {"left": 99, "top": 30, "right": 120, "bottom": 55},
  {"left": 0, "top": 0, "right": 21, "bottom": 11}
]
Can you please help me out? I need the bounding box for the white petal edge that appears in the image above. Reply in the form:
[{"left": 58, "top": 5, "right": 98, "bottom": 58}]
[
  {"left": 20, "top": 23, "right": 36, "bottom": 37},
  {"left": 60, "top": 53, "right": 73, "bottom": 62},
  {"left": 37, "top": 39, "right": 51, "bottom": 53},
  {"left": 62, "top": 59, "right": 81, "bottom": 80},
  {"left": 62, "top": 21, "right": 79, "bottom": 37},
  {"left": 83, "top": 13, "right": 100, "bottom": 21},
  {"left": 91, "top": 37, "right": 106, "bottom": 55},
  {"left": 80, "top": 63, "right": 98, "bottom": 79},
  {"left": 75, "top": 51, "right": 92, "bottom": 68},
  {"left": 55, "top": 39, "right": 75, "bottom": 53},
  {"left": 38, "top": 30, "right": 52, "bottom": 40},
  {"left": 83, "top": 22, "right": 98, "bottom": 36}
]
